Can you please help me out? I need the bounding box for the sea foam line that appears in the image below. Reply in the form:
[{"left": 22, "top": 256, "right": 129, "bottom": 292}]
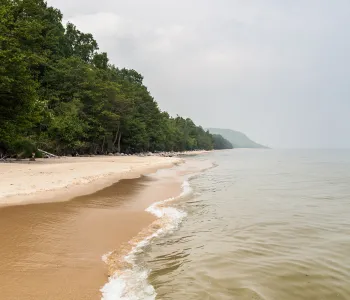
[{"left": 100, "top": 179, "right": 192, "bottom": 300}]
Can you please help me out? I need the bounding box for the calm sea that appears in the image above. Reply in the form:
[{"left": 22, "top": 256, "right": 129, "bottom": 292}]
[{"left": 125, "top": 149, "right": 350, "bottom": 300}]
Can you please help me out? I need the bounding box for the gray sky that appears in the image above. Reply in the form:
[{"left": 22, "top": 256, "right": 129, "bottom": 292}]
[{"left": 48, "top": 0, "right": 350, "bottom": 148}]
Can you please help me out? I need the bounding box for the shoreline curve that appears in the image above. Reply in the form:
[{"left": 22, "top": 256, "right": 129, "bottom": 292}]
[{"left": 0, "top": 155, "right": 184, "bottom": 207}]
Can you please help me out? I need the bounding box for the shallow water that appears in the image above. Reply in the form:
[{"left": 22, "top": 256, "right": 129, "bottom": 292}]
[{"left": 134, "top": 149, "right": 350, "bottom": 299}]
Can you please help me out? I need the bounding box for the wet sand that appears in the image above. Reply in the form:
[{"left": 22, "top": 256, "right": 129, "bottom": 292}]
[
  {"left": 0, "top": 155, "right": 182, "bottom": 206},
  {"left": 0, "top": 173, "right": 183, "bottom": 300},
  {"left": 0, "top": 154, "right": 211, "bottom": 299}
]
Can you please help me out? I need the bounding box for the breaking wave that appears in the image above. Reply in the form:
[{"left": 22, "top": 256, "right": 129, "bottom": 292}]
[{"left": 100, "top": 179, "right": 193, "bottom": 300}]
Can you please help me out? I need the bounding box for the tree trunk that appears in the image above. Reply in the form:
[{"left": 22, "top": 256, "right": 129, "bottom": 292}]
[
  {"left": 113, "top": 124, "right": 120, "bottom": 145},
  {"left": 101, "top": 136, "right": 106, "bottom": 154},
  {"left": 117, "top": 132, "right": 122, "bottom": 153}
]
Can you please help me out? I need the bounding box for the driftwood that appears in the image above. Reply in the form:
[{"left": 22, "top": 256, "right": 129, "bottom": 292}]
[
  {"left": 38, "top": 148, "right": 57, "bottom": 158},
  {"left": 0, "top": 152, "right": 7, "bottom": 162}
]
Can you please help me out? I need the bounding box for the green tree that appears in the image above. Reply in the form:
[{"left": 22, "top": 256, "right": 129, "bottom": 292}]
[
  {"left": 212, "top": 134, "right": 233, "bottom": 149},
  {"left": 0, "top": 0, "right": 232, "bottom": 157}
]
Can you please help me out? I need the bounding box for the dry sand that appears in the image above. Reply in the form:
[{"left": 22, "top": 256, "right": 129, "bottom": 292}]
[
  {"left": 0, "top": 155, "right": 182, "bottom": 206},
  {"left": 0, "top": 154, "right": 211, "bottom": 299}
]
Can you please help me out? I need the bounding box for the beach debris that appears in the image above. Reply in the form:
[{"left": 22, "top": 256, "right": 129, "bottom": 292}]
[
  {"left": 29, "top": 152, "right": 36, "bottom": 161},
  {"left": 38, "top": 148, "right": 57, "bottom": 158},
  {"left": 0, "top": 154, "right": 8, "bottom": 162}
]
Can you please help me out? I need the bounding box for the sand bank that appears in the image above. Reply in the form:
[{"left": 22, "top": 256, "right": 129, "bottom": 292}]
[
  {"left": 0, "top": 169, "right": 185, "bottom": 300},
  {"left": 0, "top": 153, "right": 212, "bottom": 299},
  {"left": 0, "top": 155, "right": 182, "bottom": 206},
  {"left": 0, "top": 158, "right": 212, "bottom": 300}
]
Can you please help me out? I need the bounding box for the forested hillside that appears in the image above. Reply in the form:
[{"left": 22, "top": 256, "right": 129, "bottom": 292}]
[
  {"left": 212, "top": 134, "right": 233, "bottom": 150},
  {"left": 207, "top": 128, "right": 268, "bottom": 149},
  {"left": 0, "top": 0, "right": 231, "bottom": 157}
]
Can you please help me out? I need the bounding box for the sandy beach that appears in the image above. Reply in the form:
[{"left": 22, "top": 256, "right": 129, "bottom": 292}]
[
  {"left": 0, "top": 154, "right": 211, "bottom": 299},
  {"left": 0, "top": 155, "right": 183, "bottom": 206}
]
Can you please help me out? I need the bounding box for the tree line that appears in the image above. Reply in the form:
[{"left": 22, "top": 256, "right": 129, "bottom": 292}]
[{"left": 0, "top": 0, "right": 233, "bottom": 157}]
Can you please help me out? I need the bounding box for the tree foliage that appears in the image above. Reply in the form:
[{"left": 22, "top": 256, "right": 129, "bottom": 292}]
[
  {"left": 0, "top": 0, "right": 232, "bottom": 156},
  {"left": 212, "top": 134, "right": 233, "bottom": 150}
]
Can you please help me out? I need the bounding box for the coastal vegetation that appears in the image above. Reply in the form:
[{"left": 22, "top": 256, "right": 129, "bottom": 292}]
[
  {"left": 212, "top": 134, "right": 233, "bottom": 150},
  {"left": 0, "top": 0, "right": 232, "bottom": 158},
  {"left": 207, "top": 128, "right": 268, "bottom": 149}
]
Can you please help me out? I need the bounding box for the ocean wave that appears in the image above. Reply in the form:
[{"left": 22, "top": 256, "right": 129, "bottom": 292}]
[{"left": 100, "top": 180, "right": 192, "bottom": 300}]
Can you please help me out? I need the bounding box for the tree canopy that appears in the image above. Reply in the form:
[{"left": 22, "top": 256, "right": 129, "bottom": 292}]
[
  {"left": 212, "top": 134, "right": 233, "bottom": 150},
  {"left": 0, "top": 0, "right": 232, "bottom": 157}
]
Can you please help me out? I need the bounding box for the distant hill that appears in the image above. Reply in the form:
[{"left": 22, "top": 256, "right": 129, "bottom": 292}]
[{"left": 207, "top": 128, "right": 268, "bottom": 149}]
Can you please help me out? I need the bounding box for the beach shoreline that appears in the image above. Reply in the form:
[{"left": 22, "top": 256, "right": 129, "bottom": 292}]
[
  {"left": 0, "top": 155, "right": 185, "bottom": 207},
  {"left": 0, "top": 150, "right": 211, "bottom": 207},
  {"left": 0, "top": 155, "right": 212, "bottom": 300},
  {"left": 0, "top": 167, "right": 186, "bottom": 300}
]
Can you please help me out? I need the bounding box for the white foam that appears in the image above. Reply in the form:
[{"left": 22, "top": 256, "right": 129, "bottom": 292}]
[
  {"left": 102, "top": 251, "right": 113, "bottom": 264},
  {"left": 100, "top": 180, "right": 192, "bottom": 300}
]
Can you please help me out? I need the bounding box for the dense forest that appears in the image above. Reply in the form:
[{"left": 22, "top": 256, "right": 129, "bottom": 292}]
[
  {"left": 0, "top": 0, "right": 232, "bottom": 157},
  {"left": 212, "top": 134, "right": 234, "bottom": 150}
]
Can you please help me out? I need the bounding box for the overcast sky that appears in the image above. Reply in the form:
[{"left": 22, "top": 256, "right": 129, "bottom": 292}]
[{"left": 48, "top": 0, "right": 350, "bottom": 148}]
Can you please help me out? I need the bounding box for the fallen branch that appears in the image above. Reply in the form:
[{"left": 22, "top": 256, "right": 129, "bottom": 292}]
[
  {"left": 0, "top": 155, "right": 8, "bottom": 162},
  {"left": 38, "top": 148, "right": 57, "bottom": 158}
]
